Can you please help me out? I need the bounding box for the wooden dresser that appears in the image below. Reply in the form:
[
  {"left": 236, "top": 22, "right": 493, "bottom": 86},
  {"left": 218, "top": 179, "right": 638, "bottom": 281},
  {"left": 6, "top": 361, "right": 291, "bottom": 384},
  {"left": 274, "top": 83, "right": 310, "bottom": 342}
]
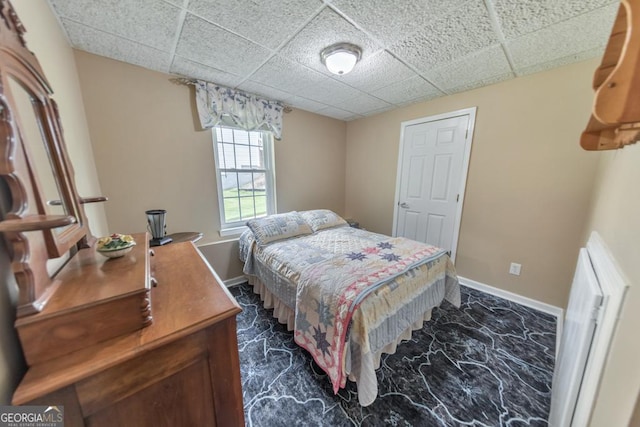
[
  {"left": 0, "top": 2, "right": 244, "bottom": 424},
  {"left": 11, "top": 241, "right": 245, "bottom": 427}
]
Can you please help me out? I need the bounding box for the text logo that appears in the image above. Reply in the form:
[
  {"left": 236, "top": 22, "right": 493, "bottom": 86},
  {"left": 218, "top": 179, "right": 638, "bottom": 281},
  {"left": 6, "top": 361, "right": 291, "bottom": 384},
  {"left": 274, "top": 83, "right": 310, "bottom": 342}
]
[{"left": 0, "top": 405, "right": 64, "bottom": 427}]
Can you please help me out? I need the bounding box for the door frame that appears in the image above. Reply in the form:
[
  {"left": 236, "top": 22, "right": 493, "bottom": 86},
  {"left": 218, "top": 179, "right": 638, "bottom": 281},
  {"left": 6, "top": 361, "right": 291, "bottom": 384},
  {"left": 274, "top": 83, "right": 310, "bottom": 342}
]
[
  {"left": 392, "top": 106, "right": 477, "bottom": 263},
  {"left": 569, "top": 231, "right": 629, "bottom": 426}
]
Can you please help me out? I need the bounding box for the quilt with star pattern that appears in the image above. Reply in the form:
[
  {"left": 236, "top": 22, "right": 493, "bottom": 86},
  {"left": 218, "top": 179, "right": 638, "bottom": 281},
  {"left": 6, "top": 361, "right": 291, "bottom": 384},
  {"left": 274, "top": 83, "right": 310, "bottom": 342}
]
[{"left": 241, "top": 225, "right": 460, "bottom": 396}]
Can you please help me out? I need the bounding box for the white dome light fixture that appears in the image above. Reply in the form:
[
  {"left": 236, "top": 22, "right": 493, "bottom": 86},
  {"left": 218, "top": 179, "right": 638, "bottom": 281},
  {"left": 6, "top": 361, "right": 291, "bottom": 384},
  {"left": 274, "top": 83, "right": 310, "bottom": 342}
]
[{"left": 320, "top": 43, "right": 362, "bottom": 75}]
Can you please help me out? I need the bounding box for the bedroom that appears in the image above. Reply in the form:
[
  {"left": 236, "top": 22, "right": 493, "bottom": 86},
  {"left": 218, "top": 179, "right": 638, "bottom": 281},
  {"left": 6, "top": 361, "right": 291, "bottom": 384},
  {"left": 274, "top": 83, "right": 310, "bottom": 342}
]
[{"left": 0, "top": 0, "right": 638, "bottom": 425}]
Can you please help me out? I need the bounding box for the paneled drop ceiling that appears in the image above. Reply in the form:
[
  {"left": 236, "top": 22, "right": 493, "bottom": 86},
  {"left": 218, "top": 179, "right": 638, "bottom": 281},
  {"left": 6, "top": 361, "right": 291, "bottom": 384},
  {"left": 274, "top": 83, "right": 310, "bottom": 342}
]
[{"left": 48, "top": 0, "right": 618, "bottom": 121}]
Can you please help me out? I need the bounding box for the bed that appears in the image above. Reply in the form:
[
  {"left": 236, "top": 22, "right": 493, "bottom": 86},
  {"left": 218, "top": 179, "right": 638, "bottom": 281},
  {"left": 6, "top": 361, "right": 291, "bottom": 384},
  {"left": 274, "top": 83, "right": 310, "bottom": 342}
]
[{"left": 239, "top": 210, "right": 460, "bottom": 406}]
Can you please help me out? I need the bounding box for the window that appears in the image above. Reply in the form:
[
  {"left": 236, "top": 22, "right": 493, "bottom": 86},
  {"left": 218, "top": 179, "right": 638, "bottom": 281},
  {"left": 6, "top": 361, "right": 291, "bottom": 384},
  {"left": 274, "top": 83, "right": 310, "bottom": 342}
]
[{"left": 212, "top": 126, "right": 276, "bottom": 232}]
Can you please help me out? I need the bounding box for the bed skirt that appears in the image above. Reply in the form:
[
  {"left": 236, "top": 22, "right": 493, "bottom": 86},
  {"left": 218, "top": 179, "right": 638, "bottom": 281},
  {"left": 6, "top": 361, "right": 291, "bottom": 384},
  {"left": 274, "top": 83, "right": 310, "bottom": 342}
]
[
  {"left": 245, "top": 274, "right": 443, "bottom": 406},
  {"left": 248, "top": 275, "right": 296, "bottom": 330}
]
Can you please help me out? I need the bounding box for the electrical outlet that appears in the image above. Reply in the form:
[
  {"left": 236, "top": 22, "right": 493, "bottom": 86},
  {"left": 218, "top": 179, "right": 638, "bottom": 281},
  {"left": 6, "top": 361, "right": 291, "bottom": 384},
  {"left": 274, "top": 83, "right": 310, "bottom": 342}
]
[{"left": 509, "top": 262, "right": 522, "bottom": 276}]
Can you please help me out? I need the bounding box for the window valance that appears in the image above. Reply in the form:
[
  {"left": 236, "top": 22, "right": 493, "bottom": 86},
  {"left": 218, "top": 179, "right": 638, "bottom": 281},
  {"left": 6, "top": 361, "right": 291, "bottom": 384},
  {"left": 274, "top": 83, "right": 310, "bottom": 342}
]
[{"left": 195, "top": 80, "right": 284, "bottom": 139}]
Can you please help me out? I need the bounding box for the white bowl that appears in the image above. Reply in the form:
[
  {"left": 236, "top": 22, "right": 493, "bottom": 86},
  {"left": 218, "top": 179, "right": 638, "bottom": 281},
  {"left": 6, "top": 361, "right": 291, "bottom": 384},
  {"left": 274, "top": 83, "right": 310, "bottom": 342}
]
[{"left": 97, "top": 245, "right": 134, "bottom": 259}]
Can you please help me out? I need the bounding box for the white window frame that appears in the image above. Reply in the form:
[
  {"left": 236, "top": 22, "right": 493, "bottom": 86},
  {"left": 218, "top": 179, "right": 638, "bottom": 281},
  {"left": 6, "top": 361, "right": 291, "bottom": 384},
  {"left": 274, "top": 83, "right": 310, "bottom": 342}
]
[{"left": 212, "top": 126, "right": 276, "bottom": 235}]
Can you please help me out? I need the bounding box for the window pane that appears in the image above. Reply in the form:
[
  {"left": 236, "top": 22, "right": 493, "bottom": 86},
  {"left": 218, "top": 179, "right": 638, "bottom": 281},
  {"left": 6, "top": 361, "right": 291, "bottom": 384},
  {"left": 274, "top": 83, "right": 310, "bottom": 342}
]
[
  {"left": 222, "top": 170, "right": 242, "bottom": 222},
  {"left": 220, "top": 172, "right": 238, "bottom": 197},
  {"left": 233, "top": 129, "right": 250, "bottom": 145},
  {"left": 237, "top": 171, "right": 253, "bottom": 190},
  {"left": 234, "top": 144, "right": 251, "bottom": 169},
  {"left": 239, "top": 196, "right": 256, "bottom": 220},
  {"left": 253, "top": 194, "right": 267, "bottom": 218},
  {"left": 249, "top": 173, "right": 266, "bottom": 219},
  {"left": 224, "top": 200, "right": 241, "bottom": 223},
  {"left": 220, "top": 127, "right": 234, "bottom": 142},
  {"left": 221, "top": 156, "right": 265, "bottom": 221},
  {"left": 250, "top": 145, "right": 263, "bottom": 169},
  {"left": 217, "top": 142, "right": 236, "bottom": 169},
  {"left": 237, "top": 172, "right": 253, "bottom": 219},
  {"left": 249, "top": 132, "right": 263, "bottom": 147},
  {"left": 253, "top": 172, "right": 266, "bottom": 191}
]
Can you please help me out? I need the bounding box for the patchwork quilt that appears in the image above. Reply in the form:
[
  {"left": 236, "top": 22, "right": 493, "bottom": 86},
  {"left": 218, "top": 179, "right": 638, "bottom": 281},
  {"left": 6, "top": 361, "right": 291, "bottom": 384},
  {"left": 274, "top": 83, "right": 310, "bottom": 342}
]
[{"left": 241, "top": 226, "right": 460, "bottom": 395}]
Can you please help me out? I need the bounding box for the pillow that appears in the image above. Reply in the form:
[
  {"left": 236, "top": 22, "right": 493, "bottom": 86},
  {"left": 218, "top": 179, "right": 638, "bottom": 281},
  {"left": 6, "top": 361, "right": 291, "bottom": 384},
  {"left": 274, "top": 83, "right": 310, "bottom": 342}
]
[
  {"left": 246, "top": 212, "right": 313, "bottom": 246},
  {"left": 300, "top": 209, "right": 348, "bottom": 232}
]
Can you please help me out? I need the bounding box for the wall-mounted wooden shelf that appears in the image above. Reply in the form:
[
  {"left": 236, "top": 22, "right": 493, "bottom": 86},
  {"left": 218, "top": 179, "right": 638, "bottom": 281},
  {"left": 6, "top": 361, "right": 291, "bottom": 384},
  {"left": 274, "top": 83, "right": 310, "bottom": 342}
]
[{"left": 581, "top": 0, "right": 640, "bottom": 150}]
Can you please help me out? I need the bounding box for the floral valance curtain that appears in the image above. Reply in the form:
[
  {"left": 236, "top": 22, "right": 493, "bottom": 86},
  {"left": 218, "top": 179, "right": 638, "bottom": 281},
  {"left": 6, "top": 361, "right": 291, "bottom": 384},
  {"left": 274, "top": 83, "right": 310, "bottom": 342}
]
[{"left": 195, "top": 80, "right": 284, "bottom": 139}]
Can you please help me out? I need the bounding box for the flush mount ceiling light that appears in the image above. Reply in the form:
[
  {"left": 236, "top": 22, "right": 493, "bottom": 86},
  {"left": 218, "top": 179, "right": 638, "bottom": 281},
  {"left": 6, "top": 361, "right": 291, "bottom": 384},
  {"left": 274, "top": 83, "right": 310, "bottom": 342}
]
[{"left": 320, "top": 43, "right": 362, "bottom": 75}]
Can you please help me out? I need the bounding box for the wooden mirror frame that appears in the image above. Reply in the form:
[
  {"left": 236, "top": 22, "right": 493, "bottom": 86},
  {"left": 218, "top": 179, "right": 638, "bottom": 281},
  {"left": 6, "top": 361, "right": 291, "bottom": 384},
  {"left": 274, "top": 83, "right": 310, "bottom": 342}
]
[{"left": 0, "top": 0, "right": 97, "bottom": 317}]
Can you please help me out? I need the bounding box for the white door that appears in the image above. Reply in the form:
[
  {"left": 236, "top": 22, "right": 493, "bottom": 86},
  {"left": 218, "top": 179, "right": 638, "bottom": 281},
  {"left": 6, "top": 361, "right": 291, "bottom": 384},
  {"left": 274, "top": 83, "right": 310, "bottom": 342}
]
[
  {"left": 549, "top": 248, "right": 603, "bottom": 426},
  {"left": 393, "top": 109, "right": 474, "bottom": 260}
]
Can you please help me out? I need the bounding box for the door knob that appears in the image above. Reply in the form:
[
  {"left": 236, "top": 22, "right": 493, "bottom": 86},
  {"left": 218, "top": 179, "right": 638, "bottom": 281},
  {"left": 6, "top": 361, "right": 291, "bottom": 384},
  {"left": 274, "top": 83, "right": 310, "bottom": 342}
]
[{"left": 400, "top": 202, "right": 410, "bottom": 208}]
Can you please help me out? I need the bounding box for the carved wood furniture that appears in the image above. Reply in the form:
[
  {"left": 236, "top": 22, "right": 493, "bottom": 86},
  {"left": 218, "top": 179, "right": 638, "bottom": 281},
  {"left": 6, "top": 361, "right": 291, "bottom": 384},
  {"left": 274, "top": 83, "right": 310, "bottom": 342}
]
[
  {"left": 12, "top": 242, "right": 244, "bottom": 427},
  {"left": 581, "top": 0, "right": 640, "bottom": 150},
  {"left": 15, "top": 233, "right": 153, "bottom": 366},
  {"left": 0, "top": 1, "right": 245, "bottom": 425},
  {"left": 0, "top": 0, "right": 95, "bottom": 317},
  {"left": 164, "top": 231, "right": 204, "bottom": 244}
]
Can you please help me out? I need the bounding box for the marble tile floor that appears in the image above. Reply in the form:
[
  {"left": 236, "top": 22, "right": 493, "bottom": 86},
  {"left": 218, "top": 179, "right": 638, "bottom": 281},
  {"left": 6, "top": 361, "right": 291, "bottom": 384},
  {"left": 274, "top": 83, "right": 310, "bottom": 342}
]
[{"left": 229, "top": 282, "right": 557, "bottom": 427}]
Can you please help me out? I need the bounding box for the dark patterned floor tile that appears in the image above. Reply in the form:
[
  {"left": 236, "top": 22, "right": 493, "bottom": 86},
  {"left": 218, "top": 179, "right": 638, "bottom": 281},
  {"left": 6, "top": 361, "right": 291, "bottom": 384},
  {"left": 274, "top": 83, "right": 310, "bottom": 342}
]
[{"left": 230, "top": 283, "right": 556, "bottom": 427}]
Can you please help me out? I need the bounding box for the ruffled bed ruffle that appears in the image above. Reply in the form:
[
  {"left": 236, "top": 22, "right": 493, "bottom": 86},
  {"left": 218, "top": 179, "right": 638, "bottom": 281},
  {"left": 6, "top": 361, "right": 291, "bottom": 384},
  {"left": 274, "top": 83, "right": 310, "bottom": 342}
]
[{"left": 244, "top": 274, "right": 439, "bottom": 406}]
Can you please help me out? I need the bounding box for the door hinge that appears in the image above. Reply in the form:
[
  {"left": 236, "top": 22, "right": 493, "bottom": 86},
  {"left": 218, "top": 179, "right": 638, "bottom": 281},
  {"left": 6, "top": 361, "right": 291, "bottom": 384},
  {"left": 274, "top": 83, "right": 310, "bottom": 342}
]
[
  {"left": 456, "top": 194, "right": 459, "bottom": 202},
  {"left": 465, "top": 129, "right": 468, "bottom": 138}
]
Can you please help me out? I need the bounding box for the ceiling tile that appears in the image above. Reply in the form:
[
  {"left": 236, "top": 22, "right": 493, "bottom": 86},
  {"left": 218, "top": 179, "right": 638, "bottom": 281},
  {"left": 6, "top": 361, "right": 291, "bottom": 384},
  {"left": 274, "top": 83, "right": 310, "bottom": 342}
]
[
  {"left": 448, "top": 73, "right": 513, "bottom": 96},
  {"left": 61, "top": 19, "right": 172, "bottom": 72},
  {"left": 248, "top": 55, "right": 328, "bottom": 95},
  {"left": 280, "top": 7, "right": 381, "bottom": 77},
  {"left": 391, "top": 0, "right": 499, "bottom": 72},
  {"left": 342, "top": 114, "right": 365, "bottom": 122},
  {"left": 333, "top": 50, "right": 416, "bottom": 93},
  {"left": 293, "top": 82, "right": 346, "bottom": 105},
  {"left": 236, "top": 81, "right": 297, "bottom": 104},
  {"left": 493, "top": 0, "right": 618, "bottom": 39},
  {"left": 170, "top": 56, "right": 243, "bottom": 88},
  {"left": 300, "top": 78, "right": 365, "bottom": 105},
  {"left": 425, "top": 45, "right": 513, "bottom": 93},
  {"left": 334, "top": 93, "right": 391, "bottom": 115},
  {"left": 176, "top": 13, "right": 273, "bottom": 76},
  {"left": 363, "top": 104, "right": 397, "bottom": 117},
  {"left": 50, "top": 0, "right": 180, "bottom": 51},
  {"left": 315, "top": 105, "right": 355, "bottom": 120},
  {"left": 372, "top": 75, "right": 442, "bottom": 105},
  {"left": 394, "top": 93, "right": 444, "bottom": 108},
  {"left": 283, "top": 96, "right": 331, "bottom": 114},
  {"left": 514, "top": 46, "right": 607, "bottom": 77},
  {"left": 187, "top": 0, "right": 321, "bottom": 49},
  {"left": 329, "top": 0, "right": 467, "bottom": 47},
  {"left": 507, "top": 3, "right": 617, "bottom": 71}
]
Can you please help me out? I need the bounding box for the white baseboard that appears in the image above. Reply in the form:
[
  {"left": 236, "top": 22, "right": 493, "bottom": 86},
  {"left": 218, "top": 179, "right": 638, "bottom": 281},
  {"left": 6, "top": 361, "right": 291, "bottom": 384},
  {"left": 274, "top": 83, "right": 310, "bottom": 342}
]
[
  {"left": 224, "top": 275, "right": 247, "bottom": 288},
  {"left": 458, "top": 276, "right": 564, "bottom": 353},
  {"left": 458, "top": 276, "right": 563, "bottom": 317}
]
